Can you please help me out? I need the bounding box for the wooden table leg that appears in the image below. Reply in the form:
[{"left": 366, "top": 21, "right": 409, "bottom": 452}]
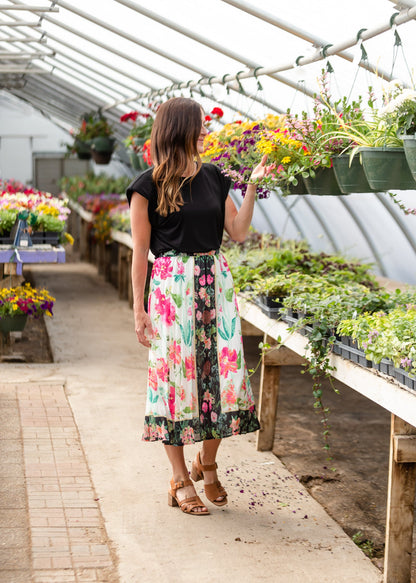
[
  {"left": 384, "top": 414, "right": 416, "bottom": 583},
  {"left": 256, "top": 333, "right": 280, "bottom": 452}
]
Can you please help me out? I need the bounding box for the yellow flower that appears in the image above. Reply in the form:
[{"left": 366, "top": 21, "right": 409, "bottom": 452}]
[{"left": 281, "top": 156, "right": 291, "bottom": 164}]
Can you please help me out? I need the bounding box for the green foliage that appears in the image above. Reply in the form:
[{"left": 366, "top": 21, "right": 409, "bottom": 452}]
[
  {"left": 59, "top": 172, "right": 131, "bottom": 201},
  {"left": 0, "top": 209, "right": 18, "bottom": 234}
]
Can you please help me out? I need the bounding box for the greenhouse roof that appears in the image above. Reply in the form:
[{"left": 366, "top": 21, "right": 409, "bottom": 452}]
[
  {"left": 1, "top": 0, "right": 416, "bottom": 284},
  {"left": 1, "top": 0, "right": 416, "bottom": 134}
]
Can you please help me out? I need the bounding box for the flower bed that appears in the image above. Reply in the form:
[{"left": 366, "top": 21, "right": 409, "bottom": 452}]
[{"left": 0, "top": 179, "right": 72, "bottom": 245}]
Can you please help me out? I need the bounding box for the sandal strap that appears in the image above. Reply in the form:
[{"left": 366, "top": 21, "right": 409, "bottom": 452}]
[
  {"left": 205, "top": 480, "right": 227, "bottom": 500},
  {"left": 197, "top": 452, "right": 217, "bottom": 472},
  {"left": 170, "top": 478, "right": 193, "bottom": 493},
  {"left": 179, "top": 495, "right": 206, "bottom": 513}
]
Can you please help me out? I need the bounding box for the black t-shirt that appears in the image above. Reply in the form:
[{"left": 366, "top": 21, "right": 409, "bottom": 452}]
[{"left": 126, "top": 163, "right": 231, "bottom": 257}]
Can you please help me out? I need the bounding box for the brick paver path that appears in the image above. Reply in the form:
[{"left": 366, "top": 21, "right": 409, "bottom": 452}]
[{"left": 0, "top": 382, "right": 119, "bottom": 583}]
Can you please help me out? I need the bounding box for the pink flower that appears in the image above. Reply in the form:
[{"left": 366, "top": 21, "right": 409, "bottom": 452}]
[
  {"left": 230, "top": 417, "right": 241, "bottom": 435},
  {"left": 156, "top": 358, "right": 169, "bottom": 382},
  {"left": 180, "top": 426, "right": 195, "bottom": 445},
  {"left": 153, "top": 256, "right": 173, "bottom": 280},
  {"left": 149, "top": 368, "right": 158, "bottom": 391},
  {"left": 202, "top": 402, "right": 208, "bottom": 412},
  {"left": 154, "top": 288, "right": 176, "bottom": 326},
  {"left": 211, "top": 411, "right": 218, "bottom": 422},
  {"left": 168, "top": 385, "right": 175, "bottom": 418},
  {"left": 196, "top": 310, "right": 202, "bottom": 321},
  {"left": 168, "top": 341, "right": 181, "bottom": 365},
  {"left": 225, "top": 383, "right": 237, "bottom": 405},
  {"left": 219, "top": 347, "right": 238, "bottom": 378},
  {"left": 194, "top": 265, "right": 201, "bottom": 276},
  {"left": 177, "top": 261, "right": 185, "bottom": 274},
  {"left": 199, "top": 275, "right": 206, "bottom": 286},
  {"left": 207, "top": 274, "right": 213, "bottom": 285},
  {"left": 185, "top": 356, "right": 195, "bottom": 380}
]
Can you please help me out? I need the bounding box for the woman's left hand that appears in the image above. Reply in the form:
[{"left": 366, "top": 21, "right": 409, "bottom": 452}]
[{"left": 249, "top": 154, "right": 276, "bottom": 184}]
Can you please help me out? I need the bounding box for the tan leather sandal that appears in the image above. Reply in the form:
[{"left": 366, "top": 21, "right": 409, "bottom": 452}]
[
  {"left": 191, "top": 451, "right": 228, "bottom": 507},
  {"left": 168, "top": 478, "right": 210, "bottom": 515}
]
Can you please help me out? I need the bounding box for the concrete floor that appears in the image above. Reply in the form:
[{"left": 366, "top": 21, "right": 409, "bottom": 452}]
[{"left": 0, "top": 260, "right": 383, "bottom": 583}]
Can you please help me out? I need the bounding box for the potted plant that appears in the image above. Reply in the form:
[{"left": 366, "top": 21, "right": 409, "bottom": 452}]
[
  {"left": 202, "top": 113, "right": 284, "bottom": 198},
  {"left": 0, "top": 283, "right": 55, "bottom": 341},
  {"left": 70, "top": 112, "right": 115, "bottom": 165},
  {"left": 380, "top": 82, "right": 416, "bottom": 181},
  {"left": 120, "top": 106, "right": 158, "bottom": 171},
  {"left": 326, "top": 82, "right": 416, "bottom": 191}
]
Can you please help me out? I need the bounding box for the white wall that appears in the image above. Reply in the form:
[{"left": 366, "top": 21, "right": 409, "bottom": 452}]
[{"left": 0, "top": 91, "right": 69, "bottom": 185}]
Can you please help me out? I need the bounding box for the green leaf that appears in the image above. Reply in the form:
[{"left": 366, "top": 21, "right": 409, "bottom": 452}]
[
  {"left": 171, "top": 293, "right": 183, "bottom": 308},
  {"left": 225, "top": 288, "right": 234, "bottom": 302}
]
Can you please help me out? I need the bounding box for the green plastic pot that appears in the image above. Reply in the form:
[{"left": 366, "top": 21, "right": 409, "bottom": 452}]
[
  {"left": 402, "top": 135, "right": 416, "bottom": 181},
  {"left": 303, "top": 167, "right": 343, "bottom": 196},
  {"left": 360, "top": 147, "right": 416, "bottom": 191},
  {"left": 0, "top": 314, "right": 28, "bottom": 338},
  {"left": 75, "top": 140, "right": 91, "bottom": 160},
  {"left": 89, "top": 136, "right": 115, "bottom": 153},
  {"left": 332, "top": 154, "right": 374, "bottom": 194},
  {"left": 282, "top": 179, "right": 308, "bottom": 195},
  {"left": 129, "top": 151, "right": 148, "bottom": 172}
]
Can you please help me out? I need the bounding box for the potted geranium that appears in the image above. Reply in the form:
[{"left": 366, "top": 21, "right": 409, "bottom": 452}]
[
  {"left": 0, "top": 283, "right": 55, "bottom": 340},
  {"left": 69, "top": 112, "right": 115, "bottom": 165},
  {"left": 120, "top": 106, "right": 158, "bottom": 171}
]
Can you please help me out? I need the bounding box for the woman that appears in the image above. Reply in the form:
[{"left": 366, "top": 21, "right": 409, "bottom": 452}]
[{"left": 127, "top": 97, "right": 273, "bottom": 516}]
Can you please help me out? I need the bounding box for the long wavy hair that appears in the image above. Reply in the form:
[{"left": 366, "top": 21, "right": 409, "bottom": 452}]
[{"left": 151, "top": 97, "right": 202, "bottom": 217}]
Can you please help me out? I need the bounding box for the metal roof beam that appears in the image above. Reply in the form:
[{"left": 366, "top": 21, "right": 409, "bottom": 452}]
[
  {"left": 47, "top": 0, "right": 212, "bottom": 78},
  {"left": 112, "top": 0, "right": 318, "bottom": 104},
  {"left": 129, "top": 4, "right": 416, "bottom": 102},
  {"left": 0, "top": 4, "right": 59, "bottom": 10},
  {"left": 221, "top": 0, "right": 396, "bottom": 82},
  {"left": 0, "top": 20, "right": 41, "bottom": 27}
]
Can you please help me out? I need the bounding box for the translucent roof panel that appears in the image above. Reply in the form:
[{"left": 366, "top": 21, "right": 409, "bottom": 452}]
[{"left": 1, "top": 0, "right": 416, "bottom": 283}]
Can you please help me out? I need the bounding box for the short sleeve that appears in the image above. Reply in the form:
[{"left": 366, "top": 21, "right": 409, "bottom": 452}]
[
  {"left": 126, "top": 168, "right": 154, "bottom": 206},
  {"left": 209, "top": 163, "right": 232, "bottom": 202}
]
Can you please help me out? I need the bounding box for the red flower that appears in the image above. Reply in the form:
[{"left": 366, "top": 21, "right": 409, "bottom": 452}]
[
  {"left": 143, "top": 139, "right": 152, "bottom": 166},
  {"left": 211, "top": 107, "right": 224, "bottom": 118},
  {"left": 204, "top": 115, "right": 212, "bottom": 122},
  {"left": 120, "top": 111, "right": 139, "bottom": 123}
]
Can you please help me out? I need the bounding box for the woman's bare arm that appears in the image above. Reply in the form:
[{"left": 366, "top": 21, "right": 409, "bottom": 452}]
[{"left": 130, "top": 192, "right": 153, "bottom": 348}]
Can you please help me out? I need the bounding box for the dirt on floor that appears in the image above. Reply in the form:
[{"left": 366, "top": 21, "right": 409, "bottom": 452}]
[{"left": 3, "top": 277, "right": 414, "bottom": 579}]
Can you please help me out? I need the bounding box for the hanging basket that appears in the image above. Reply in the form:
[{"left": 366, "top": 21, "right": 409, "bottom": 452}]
[
  {"left": 75, "top": 140, "right": 91, "bottom": 160},
  {"left": 303, "top": 167, "right": 343, "bottom": 196},
  {"left": 402, "top": 135, "right": 416, "bottom": 181},
  {"left": 89, "top": 137, "right": 115, "bottom": 165},
  {"left": 129, "top": 151, "right": 148, "bottom": 172},
  {"left": 360, "top": 147, "right": 416, "bottom": 191},
  {"left": 332, "top": 154, "right": 374, "bottom": 194},
  {"left": 0, "top": 314, "right": 28, "bottom": 339},
  {"left": 282, "top": 179, "right": 308, "bottom": 195}
]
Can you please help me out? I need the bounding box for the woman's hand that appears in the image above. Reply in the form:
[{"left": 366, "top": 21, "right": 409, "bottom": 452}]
[
  {"left": 134, "top": 309, "right": 153, "bottom": 348},
  {"left": 249, "top": 154, "right": 276, "bottom": 183}
]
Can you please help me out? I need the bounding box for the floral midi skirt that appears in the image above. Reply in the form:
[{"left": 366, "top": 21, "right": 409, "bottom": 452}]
[{"left": 142, "top": 250, "right": 260, "bottom": 445}]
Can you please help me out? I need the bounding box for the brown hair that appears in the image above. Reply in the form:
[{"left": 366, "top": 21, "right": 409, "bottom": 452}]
[{"left": 151, "top": 97, "right": 202, "bottom": 216}]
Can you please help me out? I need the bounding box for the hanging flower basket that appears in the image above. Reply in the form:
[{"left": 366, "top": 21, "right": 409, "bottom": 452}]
[
  {"left": 402, "top": 135, "right": 416, "bottom": 181},
  {"left": 0, "top": 314, "right": 28, "bottom": 339},
  {"left": 303, "top": 167, "right": 343, "bottom": 196},
  {"left": 332, "top": 154, "right": 374, "bottom": 194},
  {"left": 283, "top": 179, "right": 308, "bottom": 195},
  {"left": 89, "top": 137, "right": 115, "bottom": 165},
  {"left": 75, "top": 139, "right": 92, "bottom": 160},
  {"left": 360, "top": 147, "right": 416, "bottom": 191}
]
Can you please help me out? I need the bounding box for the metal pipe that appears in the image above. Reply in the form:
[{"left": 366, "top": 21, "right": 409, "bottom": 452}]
[
  {"left": 0, "top": 5, "right": 59, "bottom": 10},
  {"left": 121, "top": 5, "right": 416, "bottom": 101},
  {"left": 221, "top": 0, "right": 396, "bottom": 82}
]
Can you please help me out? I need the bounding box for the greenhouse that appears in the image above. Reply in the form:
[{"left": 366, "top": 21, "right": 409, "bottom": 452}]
[{"left": 1, "top": 1, "right": 416, "bottom": 582}]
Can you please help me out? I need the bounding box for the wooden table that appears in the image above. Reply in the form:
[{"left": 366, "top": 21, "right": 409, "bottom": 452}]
[
  {"left": 239, "top": 298, "right": 416, "bottom": 583},
  {"left": 0, "top": 244, "right": 66, "bottom": 276}
]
